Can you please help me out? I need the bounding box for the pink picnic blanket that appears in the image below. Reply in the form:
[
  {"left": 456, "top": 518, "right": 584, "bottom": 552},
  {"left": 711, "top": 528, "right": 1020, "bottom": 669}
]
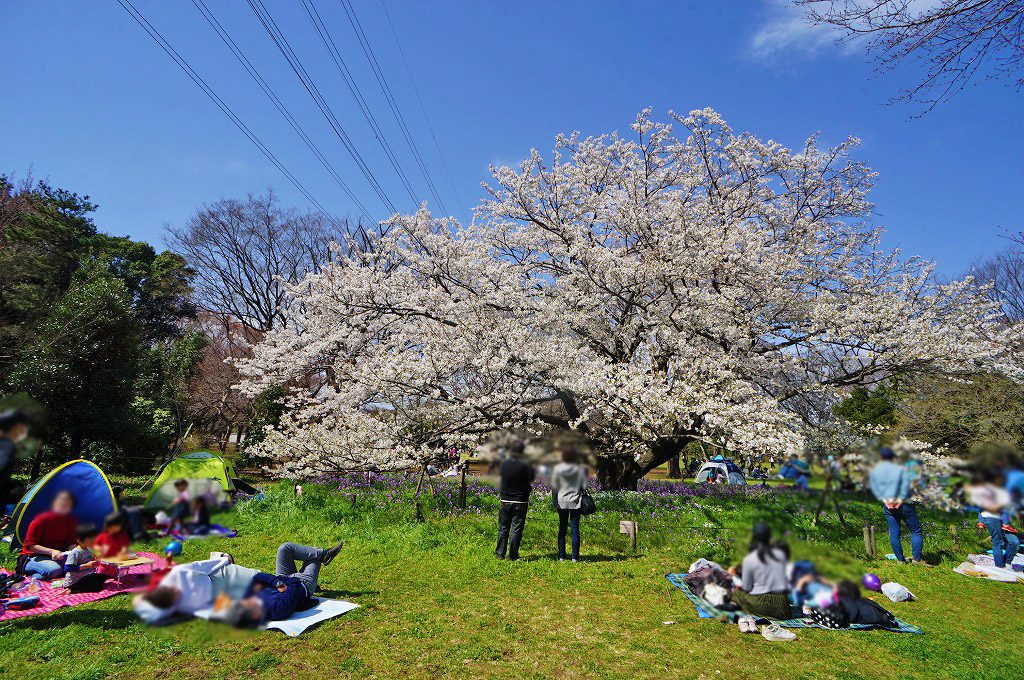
[{"left": 0, "top": 551, "right": 165, "bottom": 622}]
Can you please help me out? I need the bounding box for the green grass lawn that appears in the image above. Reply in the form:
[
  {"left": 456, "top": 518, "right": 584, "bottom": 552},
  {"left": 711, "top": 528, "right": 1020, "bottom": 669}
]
[{"left": 0, "top": 475, "right": 1019, "bottom": 679}]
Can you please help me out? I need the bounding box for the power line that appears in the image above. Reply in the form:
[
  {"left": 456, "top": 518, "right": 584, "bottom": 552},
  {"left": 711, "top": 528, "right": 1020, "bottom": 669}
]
[
  {"left": 115, "top": 0, "right": 338, "bottom": 222},
  {"left": 246, "top": 0, "right": 399, "bottom": 215},
  {"left": 189, "top": 0, "right": 372, "bottom": 222},
  {"left": 338, "top": 0, "right": 449, "bottom": 216},
  {"left": 379, "top": 0, "right": 466, "bottom": 214},
  {"left": 300, "top": 0, "right": 420, "bottom": 207}
]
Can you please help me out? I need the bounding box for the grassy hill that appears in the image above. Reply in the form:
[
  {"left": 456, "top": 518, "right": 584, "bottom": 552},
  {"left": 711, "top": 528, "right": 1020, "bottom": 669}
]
[{"left": 1, "top": 475, "right": 1019, "bottom": 679}]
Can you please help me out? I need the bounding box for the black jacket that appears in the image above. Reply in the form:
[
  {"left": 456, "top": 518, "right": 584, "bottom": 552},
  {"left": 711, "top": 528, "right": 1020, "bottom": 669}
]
[{"left": 499, "top": 457, "right": 535, "bottom": 503}]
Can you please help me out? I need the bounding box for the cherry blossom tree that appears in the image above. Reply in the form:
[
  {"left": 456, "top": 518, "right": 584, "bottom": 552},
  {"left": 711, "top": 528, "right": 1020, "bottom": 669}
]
[{"left": 239, "top": 109, "right": 1019, "bottom": 488}]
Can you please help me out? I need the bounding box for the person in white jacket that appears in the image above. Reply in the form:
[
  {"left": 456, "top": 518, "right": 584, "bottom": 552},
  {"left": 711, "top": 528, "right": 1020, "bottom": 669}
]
[
  {"left": 133, "top": 556, "right": 258, "bottom": 624},
  {"left": 550, "top": 447, "right": 587, "bottom": 562}
]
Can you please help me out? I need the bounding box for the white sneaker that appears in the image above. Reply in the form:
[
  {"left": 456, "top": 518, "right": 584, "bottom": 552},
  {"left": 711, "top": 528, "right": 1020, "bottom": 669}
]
[
  {"left": 761, "top": 623, "right": 796, "bottom": 641},
  {"left": 736, "top": 616, "right": 757, "bottom": 633}
]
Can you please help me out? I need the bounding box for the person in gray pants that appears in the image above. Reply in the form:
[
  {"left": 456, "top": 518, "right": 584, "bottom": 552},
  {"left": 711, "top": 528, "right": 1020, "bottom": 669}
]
[{"left": 228, "top": 541, "right": 344, "bottom": 626}]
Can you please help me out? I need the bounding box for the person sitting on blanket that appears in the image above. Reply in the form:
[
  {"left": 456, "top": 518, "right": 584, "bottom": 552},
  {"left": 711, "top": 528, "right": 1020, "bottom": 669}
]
[
  {"left": 53, "top": 524, "right": 100, "bottom": 589},
  {"left": 788, "top": 560, "right": 836, "bottom": 613},
  {"left": 133, "top": 541, "right": 343, "bottom": 625},
  {"left": 188, "top": 496, "right": 211, "bottom": 535},
  {"left": 17, "top": 490, "right": 78, "bottom": 579},
  {"left": 224, "top": 541, "right": 344, "bottom": 628},
  {"left": 165, "top": 479, "right": 191, "bottom": 535},
  {"left": 728, "top": 522, "right": 792, "bottom": 621},
  {"left": 95, "top": 512, "right": 131, "bottom": 559}
]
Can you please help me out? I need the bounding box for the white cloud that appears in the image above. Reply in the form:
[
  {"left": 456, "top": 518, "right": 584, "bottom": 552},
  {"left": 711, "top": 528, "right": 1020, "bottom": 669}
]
[
  {"left": 748, "top": 0, "right": 855, "bottom": 61},
  {"left": 749, "top": 0, "right": 946, "bottom": 61}
]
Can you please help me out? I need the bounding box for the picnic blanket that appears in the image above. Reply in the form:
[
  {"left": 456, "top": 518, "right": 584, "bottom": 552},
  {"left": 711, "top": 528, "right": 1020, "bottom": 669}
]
[
  {"left": 953, "top": 559, "right": 1024, "bottom": 583},
  {"left": 168, "top": 523, "right": 238, "bottom": 540},
  {"left": 666, "top": 573, "right": 923, "bottom": 634},
  {"left": 0, "top": 552, "right": 164, "bottom": 622},
  {"left": 192, "top": 597, "right": 359, "bottom": 637},
  {"left": 968, "top": 553, "right": 1024, "bottom": 571}
]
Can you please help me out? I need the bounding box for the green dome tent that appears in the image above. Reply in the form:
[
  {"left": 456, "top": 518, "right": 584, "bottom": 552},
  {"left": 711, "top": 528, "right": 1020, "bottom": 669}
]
[{"left": 144, "top": 451, "right": 240, "bottom": 510}]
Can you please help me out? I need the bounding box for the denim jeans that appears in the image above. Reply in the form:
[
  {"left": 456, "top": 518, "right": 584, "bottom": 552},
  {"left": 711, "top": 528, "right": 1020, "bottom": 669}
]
[
  {"left": 557, "top": 509, "right": 581, "bottom": 560},
  {"left": 981, "top": 515, "right": 1021, "bottom": 568},
  {"left": 275, "top": 542, "right": 326, "bottom": 598},
  {"left": 882, "top": 503, "right": 923, "bottom": 562},
  {"left": 496, "top": 501, "right": 528, "bottom": 559},
  {"left": 23, "top": 556, "right": 65, "bottom": 579}
]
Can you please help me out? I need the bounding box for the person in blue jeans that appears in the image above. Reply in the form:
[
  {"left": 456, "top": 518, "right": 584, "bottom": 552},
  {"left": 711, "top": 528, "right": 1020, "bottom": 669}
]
[
  {"left": 969, "top": 470, "right": 1020, "bottom": 569},
  {"left": 869, "top": 448, "right": 924, "bottom": 564},
  {"left": 551, "top": 446, "right": 586, "bottom": 562}
]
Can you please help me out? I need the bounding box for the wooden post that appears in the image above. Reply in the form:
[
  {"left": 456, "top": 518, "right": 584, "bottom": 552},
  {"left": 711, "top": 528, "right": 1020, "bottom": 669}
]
[
  {"left": 458, "top": 465, "right": 467, "bottom": 509},
  {"left": 620, "top": 520, "right": 638, "bottom": 551},
  {"left": 870, "top": 525, "right": 877, "bottom": 557},
  {"left": 813, "top": 469, "right": 848, "bottom": 528},
  {"left": 812, "top": 469, "right": 831, "bottom": 526},
  {"left": 863, "top": 525, "right": 874, "bottom": 558},
  {"left": 950, "top": 524, "right": 960, "bottom": 552},
  {"left": 414, "top": 464, "right": 426, "bottom": 497}
]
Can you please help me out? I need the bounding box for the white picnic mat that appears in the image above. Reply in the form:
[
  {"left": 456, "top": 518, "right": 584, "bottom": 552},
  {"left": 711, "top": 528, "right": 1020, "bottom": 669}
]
[
  {"left": 953, "top": 561, "right": 1024, "bottom": 583},
  {"left": 193, "top": 597, "right": 360, "bottom": 636}
]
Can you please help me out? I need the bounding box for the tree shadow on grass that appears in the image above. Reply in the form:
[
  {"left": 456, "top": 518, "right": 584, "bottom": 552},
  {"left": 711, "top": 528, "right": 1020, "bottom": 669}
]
[
  {"left": 2, "top": 607, "right": 138, "bottom": 631},
  {"left": 518, "top": 553, "right": 635, "bottom": 563}
]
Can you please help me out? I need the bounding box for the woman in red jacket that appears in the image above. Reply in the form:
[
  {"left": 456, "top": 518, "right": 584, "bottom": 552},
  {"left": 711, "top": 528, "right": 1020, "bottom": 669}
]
[{"left": 18, "top": 491, "right": 78, "bottom": 579}]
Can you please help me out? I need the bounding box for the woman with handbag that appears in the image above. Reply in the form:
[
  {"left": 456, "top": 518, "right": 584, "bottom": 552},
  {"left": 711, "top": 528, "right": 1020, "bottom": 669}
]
[{"left": 551, "top": 446, "right": 588, "bottom": 562}]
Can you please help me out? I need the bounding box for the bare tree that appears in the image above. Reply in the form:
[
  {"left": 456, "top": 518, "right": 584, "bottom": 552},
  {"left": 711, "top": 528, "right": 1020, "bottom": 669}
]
[
  {"left": 797, "top": 0, "right": 1024, "bottom": 110},
  {"left": 972, "top": 234, "right": 1024, "bottom": 322},
  {"left": 166, "top": 191, "right": 357, "bottom": 333},
  {"left": 181, "top": 311, "right": 262, "bottom": 450}
]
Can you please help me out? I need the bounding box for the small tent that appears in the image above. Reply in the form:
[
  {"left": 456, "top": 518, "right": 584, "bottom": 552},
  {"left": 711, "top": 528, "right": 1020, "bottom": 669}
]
[
  {"left": 144, "top": 451, "right": 238, "bottom": 510},
  {"left": 7, "top": 459, "right": 118, "bottom": 549},
  {"left": 694, "top": 458, "right": 746, "bottom": 485}
]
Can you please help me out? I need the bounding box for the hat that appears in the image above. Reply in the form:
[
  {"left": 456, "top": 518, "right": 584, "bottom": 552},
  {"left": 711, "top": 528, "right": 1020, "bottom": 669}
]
[{"left": 879, "top": 447, "right": 895, "bottom": 460}]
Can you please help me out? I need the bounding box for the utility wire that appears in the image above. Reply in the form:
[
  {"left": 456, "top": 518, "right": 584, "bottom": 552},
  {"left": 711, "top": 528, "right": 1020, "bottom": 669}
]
[
  {"left": 115, "top": 0, "right": 336, "bottom": 222},
  {"left": 300, "top": 0, "right": 419, "bottom": 207},
  {"left": 338, "top": 0, "right": 449, "bottom": 216},
  {"left": 190, "top": 0, "right": 373, "bottom": 222},
  {"left": 380, "top": 0, "right": 466, "bottom": 214},
  {"left": 247, "top": 0, "right": 399, "bottom": 215}
]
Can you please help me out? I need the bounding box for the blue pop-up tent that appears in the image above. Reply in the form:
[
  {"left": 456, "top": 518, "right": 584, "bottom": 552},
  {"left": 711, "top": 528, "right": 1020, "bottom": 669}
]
[{"left": 7, "top": 459, "right": 118, "bottom": 549}]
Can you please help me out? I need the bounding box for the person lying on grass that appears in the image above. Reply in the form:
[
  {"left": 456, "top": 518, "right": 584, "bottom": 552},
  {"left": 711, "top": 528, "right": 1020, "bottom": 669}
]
[
  {"left": 133, "top": 540, "right": 344, "bottom": 626},
  {"left": 223, "top": 541, "right": 344, "bottom": 628}
]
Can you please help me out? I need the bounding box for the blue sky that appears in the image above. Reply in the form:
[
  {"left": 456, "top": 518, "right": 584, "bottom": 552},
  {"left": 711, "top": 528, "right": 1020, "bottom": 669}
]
[{"left": 2, "top": 0, "right": 1021, "bottom": 276}]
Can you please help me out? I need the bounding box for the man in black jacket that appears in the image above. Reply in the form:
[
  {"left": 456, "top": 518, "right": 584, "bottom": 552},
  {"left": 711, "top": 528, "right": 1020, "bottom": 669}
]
[
  {"left": 0, "top": 411, "right": 29, "bottom": 514},
  {"left": 495, "top": 441, "right": 535, "bottom": 560}
]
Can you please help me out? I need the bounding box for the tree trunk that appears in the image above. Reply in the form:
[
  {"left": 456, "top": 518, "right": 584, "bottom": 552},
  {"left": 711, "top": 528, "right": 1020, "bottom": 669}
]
[
  {"left": 596, "top": 438, "right": 694, "bottom": 490},
  {"left": 596, "top": 456, "right": 643, "bottom": 490},
  {"left": 667, "top": 454, "right": 681, "bottom": 479}
]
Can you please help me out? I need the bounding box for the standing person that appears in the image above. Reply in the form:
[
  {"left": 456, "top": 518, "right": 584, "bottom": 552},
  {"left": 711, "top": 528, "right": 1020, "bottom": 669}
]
[
  {"left": 969, "top": 469, "right": 1020, "bottom": 570},
  {"left": 495, "top": 441, "right": 535, "bottom": 561},
  {"left": 0, "top": 410, "right": 29, "bottom": 511},
  {"left": 730, "top": 522, "right": 796, "bottom": 640},
  {"left": 869, "top": 447, "right": 924, "bottom": 564},
  {"left": 551, "top": 446, "right": 586, "bottom": 562},
  {"left": 17, "top": 490, "right": 78, "bottom": 579}
]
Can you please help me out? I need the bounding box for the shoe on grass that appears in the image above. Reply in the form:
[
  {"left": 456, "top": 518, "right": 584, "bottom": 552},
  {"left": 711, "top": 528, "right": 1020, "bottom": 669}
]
[
  {"left": 761, "top": 623, "right": 796, "bottom": 641},
  {"left": 322, "top": 540, "right": 344, "bottom": 565}
]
